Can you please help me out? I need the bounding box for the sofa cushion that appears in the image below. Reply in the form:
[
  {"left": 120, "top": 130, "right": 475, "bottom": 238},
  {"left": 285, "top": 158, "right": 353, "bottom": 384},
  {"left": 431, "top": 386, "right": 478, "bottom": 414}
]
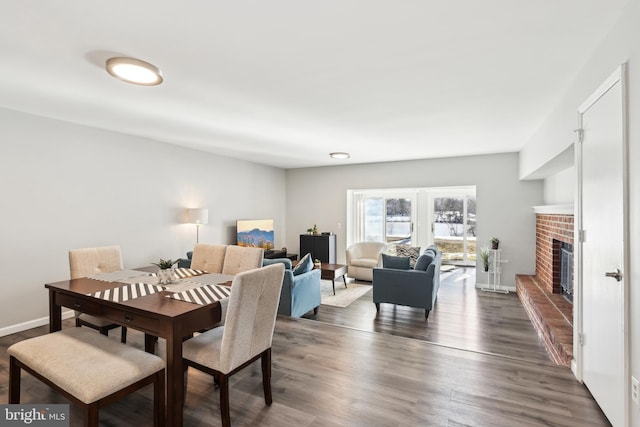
[
  {"left": 414, "top": 253, "right": 433, "bottom": 271},
  {"left": 293, "top": 253, "right": 313, "bottom": 276},
  {"left": 350, "top": 258, "right": 379, "bottom": 268},
  {"left": 382, "top": 254, "right": 411, "bottom": 270},
  {"left": 396, "top": 245, "right": 421, "bottom": 268}
]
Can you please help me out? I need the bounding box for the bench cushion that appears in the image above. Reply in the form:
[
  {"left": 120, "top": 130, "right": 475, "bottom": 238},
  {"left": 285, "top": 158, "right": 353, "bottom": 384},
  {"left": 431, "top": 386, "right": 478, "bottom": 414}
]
[{"left": 8, "top": 327, "right": 164, "bottom": 404}]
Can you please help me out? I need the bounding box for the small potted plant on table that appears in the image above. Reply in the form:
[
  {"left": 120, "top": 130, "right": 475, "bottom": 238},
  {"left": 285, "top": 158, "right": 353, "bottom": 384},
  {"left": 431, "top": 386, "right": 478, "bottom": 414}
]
[{"left": 153, "top": 258, "right": 178, "bottom": 285}]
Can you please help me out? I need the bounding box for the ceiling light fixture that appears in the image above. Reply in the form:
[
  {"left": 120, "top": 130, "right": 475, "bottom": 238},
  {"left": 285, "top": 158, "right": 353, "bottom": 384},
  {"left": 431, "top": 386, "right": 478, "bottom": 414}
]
[
  {"left": 106, "top": 57, "right": 163, "bottom": 86},
  {"left": 329, "top": 152, "right": 350, "bottom": 159}
]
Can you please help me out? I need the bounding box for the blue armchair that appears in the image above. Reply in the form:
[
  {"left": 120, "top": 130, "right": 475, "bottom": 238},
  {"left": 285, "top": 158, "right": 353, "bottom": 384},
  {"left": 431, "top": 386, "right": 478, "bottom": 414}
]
[
  {"left": 263, "top": 258, "right": 321, "bottom": 317},
  {"left": 372, "top": 246, "right": 441, "bottom": 319}
]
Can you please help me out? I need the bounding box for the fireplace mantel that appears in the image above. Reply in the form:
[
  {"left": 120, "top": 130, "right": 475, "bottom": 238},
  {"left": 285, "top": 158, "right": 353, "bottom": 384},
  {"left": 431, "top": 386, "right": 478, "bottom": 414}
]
[{"left": 532, "top": 204, "right": 574, "bottom": 215}]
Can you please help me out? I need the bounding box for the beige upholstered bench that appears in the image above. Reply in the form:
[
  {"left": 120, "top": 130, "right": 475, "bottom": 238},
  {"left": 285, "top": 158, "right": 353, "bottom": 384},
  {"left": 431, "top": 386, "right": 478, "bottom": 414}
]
[{"left": 8, "top": 327, "right": 165, "bottom": 427}]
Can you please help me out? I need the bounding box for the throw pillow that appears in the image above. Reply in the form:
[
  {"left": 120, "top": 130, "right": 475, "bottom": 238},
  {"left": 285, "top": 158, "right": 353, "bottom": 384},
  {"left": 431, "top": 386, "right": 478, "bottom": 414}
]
[
  {"left": 292, "top": 253, "right": 313, "bottom": 276},
  {"left": 382, "top": 253, "right": 411, "bottom": 270},
  {"left": 414, "top": 253, "right": 433, "bottom": 271},
  {"left": 396, "top": 245, "right": 421, "bottom": 268}
]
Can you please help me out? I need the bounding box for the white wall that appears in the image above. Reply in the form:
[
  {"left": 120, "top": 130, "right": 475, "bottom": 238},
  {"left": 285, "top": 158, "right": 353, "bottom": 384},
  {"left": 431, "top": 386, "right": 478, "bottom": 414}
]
[
  {"left": 519, "top": 1, "right": 640, "bottom": 424},
  {"left": 0, "top": 108, "right": 286, "bottom": 333},
  {"left": 285, "top": 153, "right": 543, "bottom": 288},
  {"left": 543, "top": 166, "right": 575, "bottom": 205}
]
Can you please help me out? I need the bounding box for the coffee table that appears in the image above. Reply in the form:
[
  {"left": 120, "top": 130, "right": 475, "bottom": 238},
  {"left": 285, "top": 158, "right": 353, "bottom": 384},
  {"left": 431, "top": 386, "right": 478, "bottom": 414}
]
[{"left": 320, "top": 263, "right": 348, "bottom": 295}]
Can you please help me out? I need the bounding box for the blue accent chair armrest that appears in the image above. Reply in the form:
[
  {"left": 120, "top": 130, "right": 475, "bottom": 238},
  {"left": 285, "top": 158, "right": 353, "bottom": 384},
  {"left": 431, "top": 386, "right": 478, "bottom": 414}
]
[{"left": 263, "top": 258, "right": 321, "bottom": 317}]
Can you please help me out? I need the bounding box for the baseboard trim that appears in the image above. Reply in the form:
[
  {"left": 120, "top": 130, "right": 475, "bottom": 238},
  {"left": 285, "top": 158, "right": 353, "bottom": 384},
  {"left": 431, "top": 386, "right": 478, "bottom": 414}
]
[
  {"left": 475, "top": 283, "right": 517, "bottom": 293},
  {"left": 0, "top": 309, "right": 75, "bottom": 337}
]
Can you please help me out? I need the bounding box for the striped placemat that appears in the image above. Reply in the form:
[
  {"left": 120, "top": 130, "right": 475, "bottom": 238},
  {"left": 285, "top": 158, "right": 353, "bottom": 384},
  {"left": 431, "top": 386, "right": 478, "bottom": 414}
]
[
  {"left": 172, "top": 268, "right": 207, "bottom": 279},
  {"left": 167, "top": 283, "right": 231, "bottom": 305},
  {"left": 90, "top": 283, "right": 165, "bottom": 302}
]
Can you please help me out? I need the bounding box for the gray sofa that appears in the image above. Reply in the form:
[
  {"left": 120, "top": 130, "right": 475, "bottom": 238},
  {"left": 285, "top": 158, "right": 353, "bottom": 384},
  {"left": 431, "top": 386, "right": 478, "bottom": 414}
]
[{"left": 372, "top": 245, "right": 441, "bottom": 319}]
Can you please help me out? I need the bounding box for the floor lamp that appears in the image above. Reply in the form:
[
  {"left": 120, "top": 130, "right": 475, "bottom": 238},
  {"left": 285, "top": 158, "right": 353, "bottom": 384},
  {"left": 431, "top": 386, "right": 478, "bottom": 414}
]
[{"left": 185, "top": 208, "right": 208, "bottom": 243}]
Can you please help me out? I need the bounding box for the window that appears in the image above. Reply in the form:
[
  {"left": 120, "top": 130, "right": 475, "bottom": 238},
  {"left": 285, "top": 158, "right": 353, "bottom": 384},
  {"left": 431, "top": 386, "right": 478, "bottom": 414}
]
[
  {"left": 348, "top": 190, "right": 417, "bottom": 250},
  {"left": 348, "top": 186, "right": 476, "bottom": 265}
]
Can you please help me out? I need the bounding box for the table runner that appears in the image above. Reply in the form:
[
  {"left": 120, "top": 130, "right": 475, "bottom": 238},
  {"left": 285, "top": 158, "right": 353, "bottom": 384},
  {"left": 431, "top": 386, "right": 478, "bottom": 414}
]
[
  {"left": 167, "top": 283, "right": 231, "bottom": 305},
  {"left": 172, "top": 267, "right": 207, "bottom": 279},
  {"left": 90, "top": 283, "right": 165, "bottom": 302},
  {"left": 89, "top": 269, "right": 154, "bottom": 282}
]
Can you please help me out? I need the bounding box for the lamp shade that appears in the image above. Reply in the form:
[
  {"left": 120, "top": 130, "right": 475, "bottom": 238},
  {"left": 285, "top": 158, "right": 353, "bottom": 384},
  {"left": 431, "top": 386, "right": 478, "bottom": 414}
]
[{"left": 185, "top": 208, "right": 208, "bottom": 225}]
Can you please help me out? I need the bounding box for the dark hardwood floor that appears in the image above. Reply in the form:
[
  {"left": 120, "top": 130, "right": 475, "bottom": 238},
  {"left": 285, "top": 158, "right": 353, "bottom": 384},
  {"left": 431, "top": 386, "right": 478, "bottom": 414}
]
[
  {"left": 0, "top": 267, "right": 610, "bottom": 426},
  {"left": 311, "top": 267, "right": 553, "bottom": 365}
]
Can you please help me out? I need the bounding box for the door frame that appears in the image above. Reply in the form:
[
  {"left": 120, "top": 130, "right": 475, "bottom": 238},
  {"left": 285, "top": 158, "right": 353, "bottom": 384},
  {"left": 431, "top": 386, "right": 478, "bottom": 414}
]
[{"left": 574, "top": 63, "right": 630, "bottom": 424}]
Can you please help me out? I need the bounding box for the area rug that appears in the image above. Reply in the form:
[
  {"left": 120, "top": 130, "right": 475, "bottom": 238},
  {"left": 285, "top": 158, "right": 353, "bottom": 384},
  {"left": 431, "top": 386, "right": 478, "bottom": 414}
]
[{"left": 320, "top": 280, "right": 372, "bottom": 308}]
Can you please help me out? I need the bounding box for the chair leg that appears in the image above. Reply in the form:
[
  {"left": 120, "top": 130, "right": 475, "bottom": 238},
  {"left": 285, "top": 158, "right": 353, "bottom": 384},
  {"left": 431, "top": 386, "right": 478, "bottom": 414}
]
[
  {"left": 85, "top": 403, "right": 99, "bottom": 427},
  {"left": 120, "top": 326, "right": 127, "bottom": 344},
  {"left": 261, "top": 349, "right": 273, "bottom": 405},
  {"left": 219, "top": 374, "right": 231, "bottom": 427},
  {"left": 313, "top": 306, "right": 319, "bottom": 315},
  {"left": 425, "top": 309, "right": 430, "bottom": 319},
  {"left": 375, "top": 303, "right": 380, "bottom": 312},
  {"left": 75, "top": 317, "right": 82, "bottom": 327},
  {"left": 9, "top": 356, "right": 21, "bottom": 403}
]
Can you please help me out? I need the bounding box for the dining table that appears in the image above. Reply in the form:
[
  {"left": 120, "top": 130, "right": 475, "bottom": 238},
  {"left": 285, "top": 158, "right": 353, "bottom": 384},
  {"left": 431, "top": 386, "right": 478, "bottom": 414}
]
[{"left": 45, "top": 267, "right": 232, "bottom": 427}]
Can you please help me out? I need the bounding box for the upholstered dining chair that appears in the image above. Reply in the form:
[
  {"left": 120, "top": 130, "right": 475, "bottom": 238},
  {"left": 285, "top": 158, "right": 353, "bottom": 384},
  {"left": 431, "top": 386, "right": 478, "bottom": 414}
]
[
  {"left": 69, "top": 245, "right": 127, "bottom": 343},
  {"left": 221, "top": 245, "right": 264, "bottom": 275},
  {"left": 8, "top": 327, "right": 165, "bottom": 427},
  {"left": 182, "top": 263, "right": 285, "bottom": 427},
  {"left": 191, "top": 243, "right": 228, "bottom": 273}
]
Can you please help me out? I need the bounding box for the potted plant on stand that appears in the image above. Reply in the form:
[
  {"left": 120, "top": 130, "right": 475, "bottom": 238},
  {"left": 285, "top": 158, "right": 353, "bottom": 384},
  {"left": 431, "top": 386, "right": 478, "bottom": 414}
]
[
  {"left": 153, "top": 258, "right": 178, "bottom": 285},
  {"left": 490, "top": 237, "right": 500, "bottom": 250},
  {"left": 480, "top": 246, "right": 492, "bottom": 272}
]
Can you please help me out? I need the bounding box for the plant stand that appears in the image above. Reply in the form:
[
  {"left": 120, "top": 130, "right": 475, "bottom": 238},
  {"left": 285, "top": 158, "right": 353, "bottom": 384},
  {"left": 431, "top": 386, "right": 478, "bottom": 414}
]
[{"left": 481, "top": 249, "right": 509, "bottom": 294}]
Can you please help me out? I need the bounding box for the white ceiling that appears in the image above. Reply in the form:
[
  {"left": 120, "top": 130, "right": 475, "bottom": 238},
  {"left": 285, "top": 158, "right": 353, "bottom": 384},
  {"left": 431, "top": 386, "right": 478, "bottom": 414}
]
[{"left": 0, "top": 1, "right": 628, "bottom": 169}]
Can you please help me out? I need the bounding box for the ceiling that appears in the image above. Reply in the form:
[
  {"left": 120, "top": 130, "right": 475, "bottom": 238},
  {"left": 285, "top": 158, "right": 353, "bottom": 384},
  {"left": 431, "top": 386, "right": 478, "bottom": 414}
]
[{"left": 0, "top": 1, "right": 628, "bottom": 169}]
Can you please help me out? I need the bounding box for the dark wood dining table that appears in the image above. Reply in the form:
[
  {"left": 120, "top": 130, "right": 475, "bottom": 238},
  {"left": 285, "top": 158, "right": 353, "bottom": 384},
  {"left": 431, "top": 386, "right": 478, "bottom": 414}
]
[{"left": 45, "top": 273, "right": 223, "bottom": 427}]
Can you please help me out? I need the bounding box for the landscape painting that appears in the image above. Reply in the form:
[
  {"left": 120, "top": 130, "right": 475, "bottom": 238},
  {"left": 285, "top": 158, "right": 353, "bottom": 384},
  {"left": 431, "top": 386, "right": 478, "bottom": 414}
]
[{"left": 237, "top": 219, "right": 275, "bottom": 250}]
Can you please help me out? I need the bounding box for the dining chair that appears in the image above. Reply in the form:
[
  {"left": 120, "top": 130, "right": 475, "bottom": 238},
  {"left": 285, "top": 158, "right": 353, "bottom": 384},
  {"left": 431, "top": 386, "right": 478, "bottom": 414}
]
[
  {"left": 221, "top": 245, "right": 264, "bottom": 275},
  {"left": 191, "top": 243, "right": 227, "bottom": 273},
  {"left": 69, "top": 245, "right": 127, "bottom": 343},
  {"left": 8, "top": 327, "right": 165, "bottom": 427},
  {"left": 182, "top": 263, "right": 285, "bottom": 427}
]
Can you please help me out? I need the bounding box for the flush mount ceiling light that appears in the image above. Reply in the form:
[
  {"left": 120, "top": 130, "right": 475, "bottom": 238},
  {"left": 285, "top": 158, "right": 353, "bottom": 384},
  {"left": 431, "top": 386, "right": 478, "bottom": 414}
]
[
  {"left": 329, "top": 152, "right": 350, "bottom": 159},
  {"left": 106, "top": 57, "right": 163, "bottom": 86}
]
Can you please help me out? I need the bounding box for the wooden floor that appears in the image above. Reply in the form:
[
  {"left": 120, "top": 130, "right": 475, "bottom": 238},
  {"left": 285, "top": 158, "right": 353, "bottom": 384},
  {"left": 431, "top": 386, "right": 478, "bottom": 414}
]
[
  {"left": 311, "top": 267, "right": 553, "bottom": 365},
  {"left": 0, "top": 267, "right": 610, "bottom": 426}
]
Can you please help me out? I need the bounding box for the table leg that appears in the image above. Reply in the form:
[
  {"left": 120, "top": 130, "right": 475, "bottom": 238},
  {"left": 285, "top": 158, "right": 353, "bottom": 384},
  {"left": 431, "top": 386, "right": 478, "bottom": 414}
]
[
  {"left": 145, "top": 333, "right": 158, "bottom": 353},
  {"left": 49, "top": 289, "right": 62, "bottom": 333},
  {"left": 331, "top": 279, "right": 336, "bottom": 295},
  {"left": 166, "top": 328, "right": 184, "bottom": 427},
  {"left": 342, "top": 275, "right": 348, "bottom": 289}
]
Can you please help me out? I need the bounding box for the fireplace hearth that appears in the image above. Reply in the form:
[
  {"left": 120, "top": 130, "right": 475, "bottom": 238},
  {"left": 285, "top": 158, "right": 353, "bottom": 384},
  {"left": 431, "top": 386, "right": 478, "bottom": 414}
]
[{"left": 516, "top": 208, "right": 574, "bottom": 365}]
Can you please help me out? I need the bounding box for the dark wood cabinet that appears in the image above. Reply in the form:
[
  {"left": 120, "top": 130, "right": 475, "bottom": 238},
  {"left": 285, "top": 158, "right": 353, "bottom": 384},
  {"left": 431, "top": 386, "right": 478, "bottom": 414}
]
[
  {"left": 264, "top": 250, "right": 298, "bottom": 261},
  {"left": 300, "top": 234, "right": 336, "bottom": 263}
]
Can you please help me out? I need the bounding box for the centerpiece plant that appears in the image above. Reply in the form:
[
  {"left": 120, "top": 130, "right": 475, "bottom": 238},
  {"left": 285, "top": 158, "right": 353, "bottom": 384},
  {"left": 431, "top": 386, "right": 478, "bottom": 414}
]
[{"left": 153, "top": 258, "right": 179, "bottom": 284}]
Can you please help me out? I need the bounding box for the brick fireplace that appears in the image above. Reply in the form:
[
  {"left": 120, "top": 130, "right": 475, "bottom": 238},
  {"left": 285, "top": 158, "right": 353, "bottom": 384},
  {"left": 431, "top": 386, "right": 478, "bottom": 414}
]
[
  {"left": 535, "top": 213, "right": 574, "bottom": 294},
  {"left": 516, "top": 206, "right": 574, "bottom": 366}
]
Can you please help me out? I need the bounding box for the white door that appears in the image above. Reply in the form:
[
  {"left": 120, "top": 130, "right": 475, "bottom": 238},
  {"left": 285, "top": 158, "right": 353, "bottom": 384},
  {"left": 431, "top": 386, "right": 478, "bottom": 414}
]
[{"left": 579, "top": 67, "right": 627, "bottom": 426}]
